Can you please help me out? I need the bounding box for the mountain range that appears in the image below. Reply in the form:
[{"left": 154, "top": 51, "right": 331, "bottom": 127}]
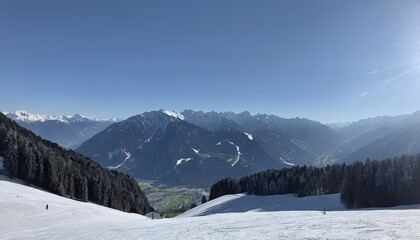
[
  {"left": 76, "top": 109, "right": 342, "bottom": 186},
  {"left": 0, "top": 112, "right": 152, "bottom": 214},
  {"left": 335, "top": 111, "right": 420, "bottom": 162},
  {"left": 3, "top": 111, "right": 117, "bottom": 149},
  {"left": 76, "top": 110, "right": 288, "bottom": 186},
  {"left": 5, "top": 109, "right": 420, "bottom": 187}
]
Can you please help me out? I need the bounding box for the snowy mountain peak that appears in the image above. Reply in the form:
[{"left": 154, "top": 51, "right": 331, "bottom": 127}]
[
  {"left": 161, "top": 109, "right": 184, "bottom": 120},
  {"left": 3, "top": 110, "right": 117, "bottom": 123},
  {"left": 5, "top": 110, "right": 67, "bottom": 123}
]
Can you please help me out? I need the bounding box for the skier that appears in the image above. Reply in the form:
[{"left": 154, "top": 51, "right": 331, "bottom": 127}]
[
  {"left": 46, "top": 204, "right": 48, "bottom": 210},
  {"left": 322, "top": 208, "right": 326, "bottom": 215}
]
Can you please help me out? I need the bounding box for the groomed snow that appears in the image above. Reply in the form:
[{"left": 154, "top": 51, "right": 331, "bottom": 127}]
[
  {"left": 243, "top": 132, "right": 253, "bottom": 141},
  {"left": 177, "top": 193, "right": 346, "bottom": 217},
  {"left": 2, "top": 175, "right": 420, "bottom": 240}
]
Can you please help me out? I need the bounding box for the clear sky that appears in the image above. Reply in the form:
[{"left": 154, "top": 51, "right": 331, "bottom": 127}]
[{"left": 1, "top": 0, "right": 420, "bottom": 123}]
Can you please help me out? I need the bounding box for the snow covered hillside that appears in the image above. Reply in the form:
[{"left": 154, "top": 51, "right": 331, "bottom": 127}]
[
  {"left": 1, "top": 175, "right": 420, "bottom": 239},
  {"left": 177, "top": 193, "right": 346, "bottom": 217}
]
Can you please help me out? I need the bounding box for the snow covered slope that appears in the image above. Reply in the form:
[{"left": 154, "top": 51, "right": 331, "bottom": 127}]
[
  {"left": 177, "top": 193, "right": 346, "bottom": 217},
  {"left": 0, "top": 175, "right": 147, "bottom": 239},
  {"left": 2, "top": 175, "right": 420, "bottom": 239}
]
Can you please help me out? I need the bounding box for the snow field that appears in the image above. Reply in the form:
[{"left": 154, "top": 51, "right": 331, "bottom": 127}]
[{"left": 1, "top": 175, "right": 420, "bottom": 240}]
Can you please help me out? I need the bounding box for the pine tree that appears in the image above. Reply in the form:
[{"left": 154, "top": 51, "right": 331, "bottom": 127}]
[
  {"left": 81, "top": 177, "right": 89, "bottom": 202},
  {"left": 4, "top": 137, "right": 19, "bottom": 177},
  {"left": 17, "top": 140, "right": 30, "bottom": 181},
  {"left": 0, "top": 127, "right": 7, "bottom": 156},
  {"left": 268, "top": 179, "right": 277, "bottom": 195},
  {"left": 67, "top": 174, "right": 75, "bottom": 198},
  {"left": 43, "top": 156, "right": 59, "bottom": 193}
]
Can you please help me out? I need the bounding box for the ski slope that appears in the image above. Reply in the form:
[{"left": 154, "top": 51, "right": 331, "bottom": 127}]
[
  {"left": 1, "top": 175, "right": 420, "bottom": 240},
  {"left": 177, "top": 193, "right": 346, "bottom": 217}
]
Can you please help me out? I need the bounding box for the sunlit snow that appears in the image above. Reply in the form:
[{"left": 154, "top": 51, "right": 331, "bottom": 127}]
[
  {"left": 227, "top": 141, "right": 241, "bottom": 166},
  {"left": 243, "top": 132, "right": 253, "bottom": 141},
  {"left": 162, "top": 109, "right": 185, "bottom": 120},
  {"left": 1, "top": 176, "right": 420, "bottom": 240},
  {"left": 280, "top": 156, "right": 295, "bottom": 166},
  {"left": 176, "top": 158, "right": 192, "bottom": 166},
  {"left": 191, "top": 147, "right": 199, "bottom": 154},
  {"left": 3, "top": 110, "right": 114, "bottom": 123}
]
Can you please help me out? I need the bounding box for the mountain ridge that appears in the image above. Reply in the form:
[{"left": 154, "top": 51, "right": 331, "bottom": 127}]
[
  {"left": 76, "top": 109, "right": 338, "bottom": 186},
  {"left": 6, "top": 108, "right": 420, "bottom": 186},
  {"left": 3, "top": 110, "right": 118, "bottom": 149}
]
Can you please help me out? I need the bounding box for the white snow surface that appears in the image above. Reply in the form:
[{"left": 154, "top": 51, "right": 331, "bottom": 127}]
[
  {"left": 243, "top": 132, "right": 253, "bottom": 140},
  {"left": 176, "top": 158, "right": 192, "bottom": 166},
  {"left": 161, "top": 109, "right": 184, "bottom": 120},
  {"left": 191, "top": 147, "right": 199, "bottom": 154},
  {"left": 4, "top": 110, "right": 116, "bottom": 123},
  {"left": 280, "top": 156, "right": 296, "bottom": 166},
  {"left": 227, "top": 140, "right": 241, "bottom": 166},
  {"left": 178, "top": 194, "right": 346, "bottom": 217},
  {"left": 2, "top": 175, "right": 420, "bottom": 240}
]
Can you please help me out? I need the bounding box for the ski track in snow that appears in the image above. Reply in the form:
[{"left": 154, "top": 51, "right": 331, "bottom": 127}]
[
  {"left": 280, "top": 156, "right": 295, "bottom": 166},
  {"left": 108, "top": 149, "right": 131, "bottom": 169},
  {"left": 2, "top": 175, "right": 420, "bottom": 240},
  {"left": 227, "top": 141, "right": 241, "bottom": 166}
]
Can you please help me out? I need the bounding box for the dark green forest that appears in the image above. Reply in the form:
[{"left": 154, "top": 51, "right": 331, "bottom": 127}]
[
  {"left": 0, "top": 113, "right": 152, "bottom": 214},
  {"left": 210, "top": 155, "right": 420, "bottom": 208}
]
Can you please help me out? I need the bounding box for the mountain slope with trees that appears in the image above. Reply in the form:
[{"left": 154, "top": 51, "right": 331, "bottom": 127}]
[
  {"left": 209, "top": 154, "right": 420, "bottom": 208},
  {"left": 77, "top": 109, "right": 342, "bottom": 186},
  {"left": 0, "top": 113, "right": 152, "bottom": 214},
  {"left": 4, "top": 110, "right": 117, "bottom": 149}
]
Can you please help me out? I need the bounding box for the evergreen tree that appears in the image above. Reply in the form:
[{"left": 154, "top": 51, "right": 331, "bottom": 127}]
[
  {"left": 81, "top": 177, "right": 89, "bottom": 202},
  {"left": 0, "top": 112, "right": 152, "bottom": 214},
  {"left": 4, "top": 137, "right": 19, "bottom": 177},
  {"left": 0, "top": 126, "right": 7, "bottom": 156}
]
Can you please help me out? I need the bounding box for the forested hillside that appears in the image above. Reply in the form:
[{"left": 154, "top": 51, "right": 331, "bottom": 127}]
[
  {"left": 0, "top": 113, "right": 152, "bottom": 214},
  {"left": 210, "top": 154, "right": 420, "bottom": 208}
]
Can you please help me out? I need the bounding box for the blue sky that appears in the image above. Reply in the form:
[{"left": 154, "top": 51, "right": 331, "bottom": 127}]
[{"left": 1, "top": 0, "right": 420, "bottom": 123}]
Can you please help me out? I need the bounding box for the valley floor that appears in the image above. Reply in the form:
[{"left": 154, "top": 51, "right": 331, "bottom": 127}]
[{"left": 1, "top": 175, "right": 420, "bottom": 240}]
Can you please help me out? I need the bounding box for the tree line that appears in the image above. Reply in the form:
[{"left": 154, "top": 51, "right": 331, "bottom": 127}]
[
  {"left": 0, "top": 113, "right": 152, "bottom": 214},
  {"left": 209, "top": 155, "right": 420, "bottom": 208}
]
